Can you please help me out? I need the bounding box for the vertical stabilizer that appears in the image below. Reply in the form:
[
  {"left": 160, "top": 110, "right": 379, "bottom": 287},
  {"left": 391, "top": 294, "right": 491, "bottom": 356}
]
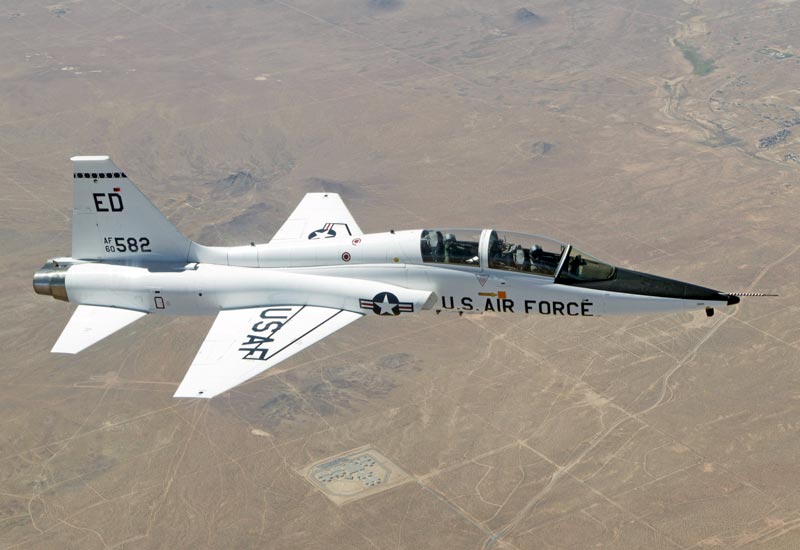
[{"left": 71, "top": 156, "right": 191, "bottom": 262}]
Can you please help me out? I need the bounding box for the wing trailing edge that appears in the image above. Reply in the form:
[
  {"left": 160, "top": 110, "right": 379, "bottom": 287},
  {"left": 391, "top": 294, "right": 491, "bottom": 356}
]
[
  {"left": 52, "top": 305, "right": 147, "bottom": 354},
  {"left": 174, "top": 305, "right": 362, "bottom": 398}
]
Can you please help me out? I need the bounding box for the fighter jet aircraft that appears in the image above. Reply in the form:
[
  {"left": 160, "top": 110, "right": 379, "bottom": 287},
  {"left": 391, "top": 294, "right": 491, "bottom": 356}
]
[{"left": 33, "top": 156, "right": 742, "bottom": 398}]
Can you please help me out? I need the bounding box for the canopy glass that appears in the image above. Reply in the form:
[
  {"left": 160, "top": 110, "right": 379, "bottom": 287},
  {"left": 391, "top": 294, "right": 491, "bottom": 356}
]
[
  {"left": 420, "top": 229, "right": 481, "bottom": 268},
  {"left": 420, "top": 229, "right": 616, "bottom": 282},
  {"left": 486, "top": 230, "right": 566, "bottom": 277},
  {"left": 555, "top": 246, "right": 616, "bottom": 283}
]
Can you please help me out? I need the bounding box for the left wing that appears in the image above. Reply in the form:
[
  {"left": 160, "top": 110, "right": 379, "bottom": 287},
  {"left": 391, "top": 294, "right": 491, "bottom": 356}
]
[
  {"left": 174, "top": 305, "right": 362, "bottom": 398},
  {"left": 52, "top": 305, "right": 147, "bottom": 354},
  {"left": 270, "top": 193, "right": 362, "bottom": 242}
]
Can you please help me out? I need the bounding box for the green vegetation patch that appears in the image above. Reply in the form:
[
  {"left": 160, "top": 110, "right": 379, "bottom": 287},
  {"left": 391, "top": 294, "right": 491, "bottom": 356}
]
[{"left": 675, "top": 41, "right": 716, "bottom": 76}]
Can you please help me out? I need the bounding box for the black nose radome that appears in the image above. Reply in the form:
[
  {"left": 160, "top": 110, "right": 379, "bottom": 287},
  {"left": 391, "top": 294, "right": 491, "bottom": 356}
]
[
  {"left": 557, "top": 267, "right": 733, "bottom": 303},
  {"left": 727, "top": 295, "right": 740, "bottom": 305}
]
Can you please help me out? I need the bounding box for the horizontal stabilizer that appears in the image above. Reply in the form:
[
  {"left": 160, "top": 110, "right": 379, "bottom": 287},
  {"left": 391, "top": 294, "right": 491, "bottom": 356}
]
[
  {"left": 174, "top": 305, "right": 362, "bottom": 398},
  {"left": 52, "top": 305, "right": 147, "bottom": 354}
]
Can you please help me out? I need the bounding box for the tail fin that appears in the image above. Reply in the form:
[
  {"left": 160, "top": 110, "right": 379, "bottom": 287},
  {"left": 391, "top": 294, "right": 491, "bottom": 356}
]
[{"left": 71, "top": 156, "right": 191, "bottom": 262}]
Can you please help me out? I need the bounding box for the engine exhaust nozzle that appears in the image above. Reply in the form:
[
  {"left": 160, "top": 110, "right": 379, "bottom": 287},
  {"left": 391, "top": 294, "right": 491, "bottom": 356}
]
[{"left": 33, "top": 260, "right": 70, "bottom": 302}]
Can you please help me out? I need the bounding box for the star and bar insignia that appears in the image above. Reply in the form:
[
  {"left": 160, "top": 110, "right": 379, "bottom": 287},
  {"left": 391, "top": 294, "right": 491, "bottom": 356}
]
[{"left": 359, "top": 292, "right": 414, "bottom": 316}]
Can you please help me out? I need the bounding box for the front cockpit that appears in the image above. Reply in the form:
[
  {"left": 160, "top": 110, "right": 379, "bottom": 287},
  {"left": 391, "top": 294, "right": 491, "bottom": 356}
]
[{"left": 486, "top": 231, "right": 567, "bottom": 277}]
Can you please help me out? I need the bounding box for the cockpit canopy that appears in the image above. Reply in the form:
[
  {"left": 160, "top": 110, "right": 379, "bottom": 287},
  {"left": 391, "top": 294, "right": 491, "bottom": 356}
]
[
  {"left": 420, "top": 229, "right": 482, "bottom": 267},
  {"left": 487, "top": 231, "right": 564, "bottom": 277},
  {"left": 420, "top": 229, "right": 616, "bottom": 282}
]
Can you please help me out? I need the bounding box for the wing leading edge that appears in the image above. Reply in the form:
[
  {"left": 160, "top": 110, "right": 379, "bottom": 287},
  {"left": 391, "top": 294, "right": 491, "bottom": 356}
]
[
  {"left": 174, "top": 305, "right": 362, "bottom": 398},
  {"left": 270, "top": 193, "right": 362, "bottom": 242}
]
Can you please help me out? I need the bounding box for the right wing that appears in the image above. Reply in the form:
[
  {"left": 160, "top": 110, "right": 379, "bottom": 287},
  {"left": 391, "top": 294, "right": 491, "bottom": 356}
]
[
  {"left": 270, "top": 193, "right": 362, "bottom": 242},
  {"left": 174, "top": 305, "right": 362, "bottom": 398}
]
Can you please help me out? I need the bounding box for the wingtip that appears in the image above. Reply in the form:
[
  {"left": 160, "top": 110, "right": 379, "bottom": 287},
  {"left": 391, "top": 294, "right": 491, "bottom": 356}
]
[
  {"left": 173, "top": 389, "right": 214, "bottom": 399},
  {"left": 51, "top": 346, "right": 80, "bottom": 354}
]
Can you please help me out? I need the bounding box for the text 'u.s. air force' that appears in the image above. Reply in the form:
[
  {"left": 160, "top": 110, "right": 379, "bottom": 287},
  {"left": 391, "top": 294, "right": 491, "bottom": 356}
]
[{"left": 441, "top": 296, "right": 593, "bottom": 316}]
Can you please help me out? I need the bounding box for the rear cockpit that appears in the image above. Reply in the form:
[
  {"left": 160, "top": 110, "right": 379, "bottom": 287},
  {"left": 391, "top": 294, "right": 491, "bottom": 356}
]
[{"left": 420, "top": 229, "right": 482, "bottom": 267}]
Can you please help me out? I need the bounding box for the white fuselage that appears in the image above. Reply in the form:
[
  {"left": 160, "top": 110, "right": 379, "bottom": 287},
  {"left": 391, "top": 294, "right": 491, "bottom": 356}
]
[{"left": 57, "top": 229, "right": 720, "bottom": 318}]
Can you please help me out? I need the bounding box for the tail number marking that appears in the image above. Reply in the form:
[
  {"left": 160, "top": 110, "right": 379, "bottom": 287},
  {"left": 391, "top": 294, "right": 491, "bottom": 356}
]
[
  {"left": 93, "top": 193, "right": 124, "bottom": 212},
  {"left": 103, "top": 237, "right": 152, "bottom": 253}
]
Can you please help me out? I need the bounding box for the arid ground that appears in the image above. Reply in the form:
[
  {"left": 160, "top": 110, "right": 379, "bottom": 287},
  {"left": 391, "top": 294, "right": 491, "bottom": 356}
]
[{"left": 2, "top": 1, "right": 799, "bottom": 548}]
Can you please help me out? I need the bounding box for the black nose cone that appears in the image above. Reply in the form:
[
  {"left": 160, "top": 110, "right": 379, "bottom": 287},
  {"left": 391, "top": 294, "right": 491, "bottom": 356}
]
[{"left": 558, "top": 267, "right": 734, "bottom": 304}]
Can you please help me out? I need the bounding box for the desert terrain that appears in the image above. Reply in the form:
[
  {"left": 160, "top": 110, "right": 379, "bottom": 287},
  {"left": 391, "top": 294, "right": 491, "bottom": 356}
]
[{"left": 2, "top": 0, "right": 800, "bottom": 548}]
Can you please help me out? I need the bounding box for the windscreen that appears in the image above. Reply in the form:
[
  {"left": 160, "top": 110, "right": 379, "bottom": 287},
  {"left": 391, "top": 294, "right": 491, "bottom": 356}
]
[{"left": 556, "top": 247, "right": 615, "bottom": 283}]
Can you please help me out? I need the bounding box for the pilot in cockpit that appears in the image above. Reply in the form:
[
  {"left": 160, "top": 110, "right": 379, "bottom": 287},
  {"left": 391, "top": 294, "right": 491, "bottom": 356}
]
[{"left": 489, "top": 235, "right": 517, "bottom": 269}]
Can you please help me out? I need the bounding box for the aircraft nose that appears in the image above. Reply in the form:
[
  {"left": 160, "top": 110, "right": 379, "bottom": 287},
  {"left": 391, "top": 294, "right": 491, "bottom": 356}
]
[{"left": 558, "top": 267, "right": 735, "bottom": 304}]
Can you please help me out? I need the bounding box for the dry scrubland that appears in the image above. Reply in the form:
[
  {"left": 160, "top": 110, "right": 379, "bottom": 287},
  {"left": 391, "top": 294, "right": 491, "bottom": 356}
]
[{"left": 1, "top": 0, "right": 799, "bottom": 548}]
